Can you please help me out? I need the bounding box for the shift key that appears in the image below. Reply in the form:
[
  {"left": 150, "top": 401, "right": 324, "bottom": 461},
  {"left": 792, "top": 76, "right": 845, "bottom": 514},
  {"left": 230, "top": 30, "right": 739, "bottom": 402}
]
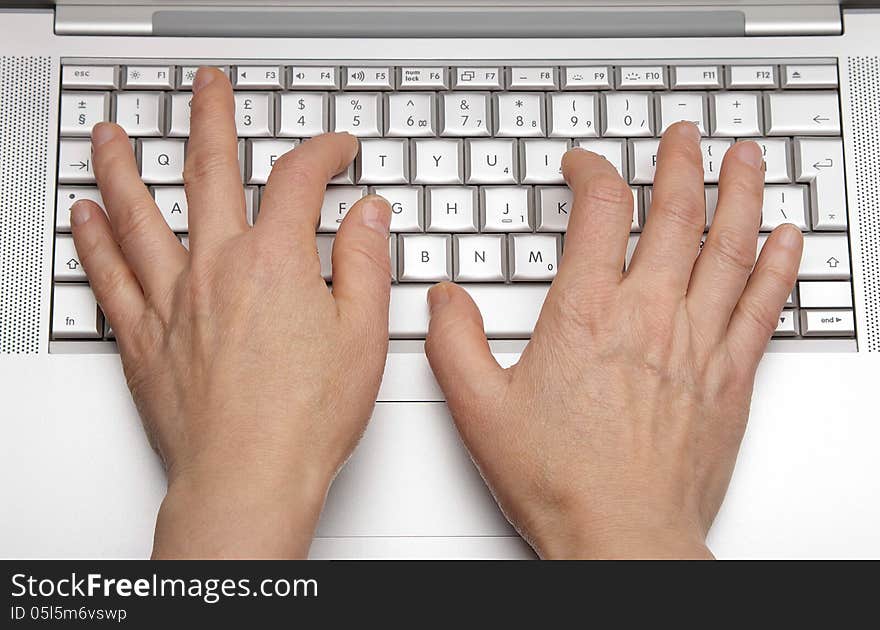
[{"left": 760, "top": 234, "right": 851, "bottom": 280}]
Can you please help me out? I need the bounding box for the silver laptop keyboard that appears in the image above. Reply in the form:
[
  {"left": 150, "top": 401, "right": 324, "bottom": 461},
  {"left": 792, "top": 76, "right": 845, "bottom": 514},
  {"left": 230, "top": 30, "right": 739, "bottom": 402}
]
[{"left": 51, "top": 60, "right": 856, "bottom": 347}]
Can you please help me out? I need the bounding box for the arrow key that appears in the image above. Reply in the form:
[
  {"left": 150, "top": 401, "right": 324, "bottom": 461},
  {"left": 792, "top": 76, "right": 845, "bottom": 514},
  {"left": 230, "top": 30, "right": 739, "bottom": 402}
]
[
  {"left": 765, "top": 92, "right": 840, "bottom": 136},
  {"left": 774, "top": 309, "right": 800, "bottom": 337}
]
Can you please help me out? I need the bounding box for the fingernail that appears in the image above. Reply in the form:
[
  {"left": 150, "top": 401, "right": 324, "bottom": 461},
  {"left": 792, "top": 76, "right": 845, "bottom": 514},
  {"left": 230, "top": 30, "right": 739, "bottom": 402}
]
[
  {"left": 427, "top": 284, "right": 451, "bottom": 314},
  {"left": 361, "top": 196, "right": 391, "bottom": 237},
  {"left": 192, "top": 67, "right": 216, "bottom": 95},
  {"left": 672, "top": 121, "right": 701, "bottom": 142},
  {"left": 735, "top": 141, "right": 765, "bottom": 169},
  {"left": 70, "top": 200, "right": 92, "bottom": 226},
  {"left": 90, "top": 122, "right": 116, "bottom": 147}
]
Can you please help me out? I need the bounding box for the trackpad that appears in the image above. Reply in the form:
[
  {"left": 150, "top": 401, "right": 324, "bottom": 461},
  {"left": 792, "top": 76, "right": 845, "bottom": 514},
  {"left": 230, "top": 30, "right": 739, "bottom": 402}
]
[{"left": 317, "top": 402, "right": 514, "bottom": 537}]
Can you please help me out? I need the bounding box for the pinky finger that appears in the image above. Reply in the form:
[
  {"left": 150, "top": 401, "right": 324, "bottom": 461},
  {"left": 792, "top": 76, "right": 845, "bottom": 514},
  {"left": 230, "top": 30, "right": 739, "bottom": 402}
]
[
  {"left": 726, "top": 224, "right": 803, "bottom": 367},
  {"left": 69, "top": 200, "right": 147, "bottom": 338}
]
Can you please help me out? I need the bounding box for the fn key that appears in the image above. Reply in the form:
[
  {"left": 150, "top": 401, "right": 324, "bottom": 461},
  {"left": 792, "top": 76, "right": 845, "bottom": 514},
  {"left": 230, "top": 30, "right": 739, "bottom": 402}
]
[{"left": 52, "top": 285, "right": 102, "bottom": 339}]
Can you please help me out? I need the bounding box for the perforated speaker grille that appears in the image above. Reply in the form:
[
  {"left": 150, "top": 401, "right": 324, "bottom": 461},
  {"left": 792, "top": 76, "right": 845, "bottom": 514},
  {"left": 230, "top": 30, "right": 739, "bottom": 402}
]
[
  {"left": 848, "top": 57, "right": 880, "bottom": 352},
  {"left": 0, "top": 56, "right": 51, "bottom": 354}
]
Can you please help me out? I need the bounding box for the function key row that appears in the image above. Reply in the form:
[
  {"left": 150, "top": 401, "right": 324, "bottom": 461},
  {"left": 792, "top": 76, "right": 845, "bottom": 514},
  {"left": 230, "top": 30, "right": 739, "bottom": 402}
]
[{"left": 62, "top": 63, "right": 838, "bottom": 91}]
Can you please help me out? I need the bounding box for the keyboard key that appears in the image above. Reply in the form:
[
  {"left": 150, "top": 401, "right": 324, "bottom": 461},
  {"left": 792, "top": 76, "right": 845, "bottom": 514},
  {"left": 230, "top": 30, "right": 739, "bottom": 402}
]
[
  {"left": 549, "top": 93, "right": 599, "bottom": 138},
  {"left": 561, "top": 66, "right": 612, "bottom": 90},
  {"left": 168, "top": 92, "right": 193, "bottom": 137},
  {"left": 60, "top": 92, "right": 109, "bottom": 136},
  {"left": 765, "top": 92, "right": 841, "bottom": 136},
  {"left": 234, "top": 92, "right": 273, "bottom": 137},
  {"left": 398, "top": 234, "right": 452, "bottom": 282},
  {"left": 728, "top": 65, "right": 777, "bottom": 89},
  {"left": 453, "top": 67, "right": 503, "bottom": 90},
  {"left": 139, "top": 139, "right": 185, "bottom": 184},
  {"left": 536, "top": 186, "right": 573, "bottom": 233},
  {"left": 481, "top": 186, "right": 531, "bottom": 232},
  {"left": 761, "top": 185, "right": 808, "bottom": 231},
  {"left": 115, "top": 91, "right": 164, "bottom": 136},
  {"left": 794, "top": 138, "right": 848, "bottom": 231},
  {"left": 319, "top": 186, "right": 367, "bottom": 232},
  {"left": 278, "top": 92, "right": 328, "bottom": 137},
  {"left": 574, "top": 139, "right": 627, "bottom": 179},
  {"left": 152, "top": 186, "right": 189, "bottom": 232},
  {"left": 604, "top": 93, "right": 654, "bottom": 137},
  {"left": 62, "top": 65, "right": 118, "bottom": 89},
  {"left": 758, "top": 233, "right": 850, "bottom": 280},
  {"left": 701, "top": 139, "right": 733, "bottom": 184},
  {"left": 783, "top": 65, "right": 838, "bottom": 89},
  {"left": 618, "top": 66, "right": 667, "bottom": 89},
  {"left": 658, "top": 93, "right": 708, "bottom": 135},
  {"left": 52, "top": 284, "right": 101, "bottom": 339},
  {"left": 629, "top": 139, "right": 660, "bottom": 185},
  {"left": 798, "top": 281, "right": 853, "bottom": 308},
  {"left": 399, "top": 67, "right": 448, "bottom": 90},
  {"left": 345, "top": 66, "right": 393, "bottom": 90},
  {"left": 440, "top": 93, "right": 491, "bottom": 136},
  {"left": 751, "top": 138, "right": 792, "bottom": 183},
  {"left": 496, "top": 93, "right": 545, "bottom": 137},
  {"left": 289, "top": 66, "right": 338, "bottom": 89},
  {"left": 426, "top": 187, "right": 478, "bottom": 233},
  {"left": 58, "top": 139, "right": 95, "bottom": 183},
  {"left": 711, "top": 92, "right": 762, "bottom": 136},
  {"left": 178, "top": 66, "right": 228, "bottom": 89},
  {"left": 53, "top": 235, "right": 85, "bottom": 281},
  {"left": 775, "top": 310, "right": 800, "bottom": 337},
  {"left": 234, "top": 65, "right": 283, "bottom": 89},
  {"left": 508, "top": 67, "right": 557, "bottom": 90},
  {"left": 520, "top": 139, "right": 568, "bottom": 184},
  {"left": 466, "top": 139, "right": 517, "bottom": 184},
  {"left": 455, "top": 235, "right": 507, "bottom": 282},
  {"left": 124, "top": 65, "right": 174, "bottom": 89},
  {"left": 386, "top": 93, "right": 436, "bottom": 137},
  {"left": 371, "top": 186, "right": 423, "bottom": 232},
  {"left": 56, "top": 187, "right": 103, "bottom": 231},
  {"left": 248, "top": 139, "right": 298, "bottom": 184},
  {"left": 357, "top": 139, "right": 410, "bottom": 184},
  {"left": 412, "top": 139, "right": 463, "bottom": 184},
  {"left": 334, "top": 93, "right": 383, "bottom": 137},
  {"left": 509, "top": 234, "right": 560, "bottom": 281},
  {"left": 801, "top": 309, "right": 855, "bottom": 337},
  {"left": 672, "top": 66, "right": 723, "bottom": 89}
]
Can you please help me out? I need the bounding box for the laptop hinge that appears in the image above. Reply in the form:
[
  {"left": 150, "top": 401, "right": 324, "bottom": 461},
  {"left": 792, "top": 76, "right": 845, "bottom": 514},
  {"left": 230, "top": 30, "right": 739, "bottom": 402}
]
[{"left": 54, "top": 4, "right": 843, "bottom": 38}]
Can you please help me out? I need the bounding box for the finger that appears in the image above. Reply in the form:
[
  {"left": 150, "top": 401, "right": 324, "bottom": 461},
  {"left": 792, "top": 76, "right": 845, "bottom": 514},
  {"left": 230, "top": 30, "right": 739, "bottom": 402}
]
[
  {"left": 726, "top": 225, "right": 803, "bottom": 366},
  {"left": 425, "top": 283, "right": 506, "bottom": 414},
  {"left": 69, "top": 200, "right": 146, "bottom": 340},
  {"left": 559, "top": 148, "right": 634, "bottom": 284},
  {"left": 687, "top": 141, "right": 766, "bottom": 340},
  {"left": 627, "top": 122, "right": 705, "bottom": 293},
  {"left": 184, "top": 67, "right": 247, "bottom": 251},
  {"left": 257, "top": 133, "right": 359, "bottom": 248},
  {"left": 332, "top": 195, "right": 393, "bottom": 335},
  {"left": 90, "top": 122, "right": 187, "bottom": 301}
]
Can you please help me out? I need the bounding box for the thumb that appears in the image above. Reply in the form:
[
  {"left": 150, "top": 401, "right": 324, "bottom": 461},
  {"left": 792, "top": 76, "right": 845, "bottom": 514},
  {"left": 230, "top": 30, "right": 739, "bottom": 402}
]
[
  {"left": 425, "top": 283, "right": 507, "bottom": 413},
  {"left": 331, "top": 194, "right": 392, "bottom": 337}
]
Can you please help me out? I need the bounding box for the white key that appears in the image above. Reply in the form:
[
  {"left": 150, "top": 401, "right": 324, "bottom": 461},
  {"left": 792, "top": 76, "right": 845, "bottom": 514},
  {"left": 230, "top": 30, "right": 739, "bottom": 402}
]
[
  {"left": 334, "top": 93, "right": 382, "bottom": 137},
  {"left": 58, "top": 139, "right": 95, "bottom": 183},
  {"left": 234, "top": 66, "right": 283, "bottom": 89},
  {"left": 574, "top": 139, "right": 627, "bottom": 178},
  {"left": 629, "top": 139, "right": 660, "bottom": 184},
  {"left": 466, "top": 139, "right": 517, "bottom": 184},
  {"left": 520, "top": 139, "right": 568, "bottom": 184},
  {"left": 153, "top": 187, "right": 189, "bottom": 232},
  {"left": 412, "top": 139, "right": 462, "bottom": 184},
  {"left": 139, "top": 139, "right": 185, "bottom": 184},
  {"left": 178, "top": 66, "right": 227, "bottom": 89},
  {"left": 426, "top": 187, "right": 478, "bottom": 233},
  {"left": 603, "top": 93, "right": 654, "bottom": 137},
  {"left": 289, "top": 66, "right": 338, "bottom": 89},
  {"left": 115, "top": 92, "right": 163, "bottom": 136},
  {"left": 124, "top": 65, "right": 173, "bottom": 89},
  {"left": 316, "top": 234, "right": 335, "bottom": 281},
  {"left": 441, "top": 93, "right": 491, "bottom": 137},
  {"left": 625, "top": 235, "right": 640, "bottom": 269},
  {"left": 455, "top": 235, "right": 506, "bottom": 282},
  {"left": 618, "top": 66, "right": 667, "bottom": 89},
  {"left": 481, "top": 186, "right": 531, "bottom": 232},
  {"left": 536, "top": 187, "right": 573, "bottom": 232},
  {"left": 56, "top": 187, "right": 103, "bottom": 231},
  {"left": 775, "top": 310, "right": 800, "bottom": 337},
  {"left": 399, "top": 235, "right": 451, "bottom": 282},
  {"left": 60, "top": 92, "right": 109, "bottom": 136},
  {"left": 62, "top": 65, "right": 117, "bottom": 89},
  {"left": 728, "top": 65, "right": 777, "bottom": 89},
  {"left": 549, "top": 93, "right": 598, "bottom": 138},
  {"left": 234, "top": 93, "right": 273, "bottom": 137},
  {"left": 795, "top": 138, "right": 848, "bottom": 231},
  {"left": 798, "top": 281, "right": 853, "bottom": 309},
  {"left": 345, "top": 66, "right": 393, "bottom": 90},
  {"left": 386, "top": 93, "right": 436, "bottom": 137},
  {"left": 453, "top": 67, "right": 503, "bottom": 90},
  {"left": 711, "top": 92, "right": 762, "bottom": 136},
  {"left": 371, "top": 186, "right": 423, "bottom": 232},
  {"left": 672, "top": 66, "right": 722, "bottom": 89},
  {"left": 278, "top": 93, "right": 328, "bottom": 137},
  {"left": 658, "top": 93, "right": 708, "bottom": 135},
  {"left": 248, "top": 139, "right": 298, "bottom": 184},
  {"left": 509, "top": 67, "right": 556, "bottom": 90},
  {"left": 561, "top": 66, "right": 611, "bottom": 90},
  {"left": 358, "top": 139, "right": 409, "bottom": 184},
  {"left": 53, "top": 235, "right": 86, "bottom": 281},
  {"left": 399, "top": 67, "right": 448, "bottom": 90},
  {"left": 509, "top": 234, "right": 560, "bottom": 281},
  {"left": 318, "top": 186, "right": 367, "bottom": 232},
  {"left": 801, "top": 309, "right": 855, "bottom": 337},
  {"left": 331, "top": 167, "right": 356, "bottom": 186},
  {"left": 761, "top": 185, "right": 808, "bottom": 231},
  {"left": 168, "top": 92, "right": 193, "bottom": 137},
  {"left": 759, "top": 233, "right": 850, "bottom": 280},
  {"left": 751, "top": 138, "right": 792, "bottom": 183},
  {"left": 766, "top": 92, "right": 840, "bottom": 136},
  {"left": 496, "top": 93, "right": 545, "bottom": 137},
  {"left": 783, "top": 65, "right": 838, "bottom": 89},
  {"left": 52, "top": 285, "right": 101, "bottom": 339},
  {"left": 630, "top": 188, "right": 643, "bottom": 232},
  {"left": 701, "top": 139, "right": 733, "bottom": 184}
]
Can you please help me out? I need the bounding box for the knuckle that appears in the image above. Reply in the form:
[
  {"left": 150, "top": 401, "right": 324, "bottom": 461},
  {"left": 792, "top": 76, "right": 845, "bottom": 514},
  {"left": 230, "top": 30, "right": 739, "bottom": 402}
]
[
  {"left": 709, "top": 227, "right": 756, "bottom": 274},
  {"left": 580, "top": 173, "right": 631, "bottom": 208},
  {"left": 656, "top": 194, "right": 705, "bottom": 230},
  {"left": 737, "top": 298, "right": 778, "bottom": 339},
  {"left": 183, "top": 150, "right": 234, "bottom": 187},
  {"left": 113, "top": 204, "right": 155, "bottom": 248}
]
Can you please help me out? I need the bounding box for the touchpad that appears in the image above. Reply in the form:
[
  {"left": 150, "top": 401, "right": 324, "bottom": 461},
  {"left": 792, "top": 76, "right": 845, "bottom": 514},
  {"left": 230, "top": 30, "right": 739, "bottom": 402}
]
[{"left": 316, "top": 402, "right": 514, "bottom": 537}]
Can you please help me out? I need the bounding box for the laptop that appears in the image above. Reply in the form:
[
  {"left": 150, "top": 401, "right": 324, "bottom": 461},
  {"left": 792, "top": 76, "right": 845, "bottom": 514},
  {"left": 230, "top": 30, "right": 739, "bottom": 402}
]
[{"left": 1, "top": 0, "right": 879, "bottom": 559}]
